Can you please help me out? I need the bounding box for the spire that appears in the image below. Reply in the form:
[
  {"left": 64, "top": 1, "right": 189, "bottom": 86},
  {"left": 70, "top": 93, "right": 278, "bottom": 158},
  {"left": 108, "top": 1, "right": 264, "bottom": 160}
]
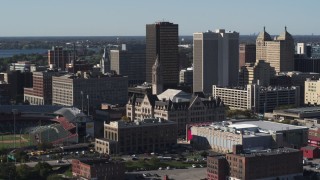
[
  {"left": 257, "top": 26, "right": 271, "bottom": 41},
  {"left": 285, "top": 26, "right": 287, "bottom": 32},
  {"left": 154, "top": 55, "right": 159, "bottom": 66},
  {"left": 152, "top": 54, "right": 163, "bottom": 95}
]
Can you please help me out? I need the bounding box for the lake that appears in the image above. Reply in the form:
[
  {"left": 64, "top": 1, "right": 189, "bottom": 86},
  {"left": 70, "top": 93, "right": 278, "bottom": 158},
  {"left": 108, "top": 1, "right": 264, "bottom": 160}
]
[{"left": 0, "top": 49, "right": 48, "bottom": 58}]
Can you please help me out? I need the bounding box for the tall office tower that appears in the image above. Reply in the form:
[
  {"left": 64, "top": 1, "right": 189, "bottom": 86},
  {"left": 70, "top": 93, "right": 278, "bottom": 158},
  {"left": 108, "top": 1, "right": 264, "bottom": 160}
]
[
  {"left": 48, "top": 46, "right": 69, "bottom": 71},
  {"left": 193, "top": 29, "right": 239, "bottom": 94},
  {"left": 101, "top": 48, "right": 110, "bottom": 74},
  {"left": 152, "top": 56, "right": 163, "bottom": 95},
  {"left": 110, "top": 46, "right": 146, "bottom": 85},
  {"left": 146, "top": 22, "right": 179, "bottom": 88},
  {"left": 239, "top": 44, "right": 256, "bottom": 68},
  {"left": 256, "top": 27, "right": 294, "bottom": 73}
]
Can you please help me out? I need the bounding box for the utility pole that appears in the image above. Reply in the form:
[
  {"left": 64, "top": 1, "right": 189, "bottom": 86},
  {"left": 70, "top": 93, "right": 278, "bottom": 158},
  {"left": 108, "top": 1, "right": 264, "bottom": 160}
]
[
  {"left": 81, "top": 91, "right": 84, "bottom": 112},
  {"left": 87, "top": 94, "right": 90, "bottom": 116},
  {"left": 12, "top": 109, "right": 17, "bottom": 149}
]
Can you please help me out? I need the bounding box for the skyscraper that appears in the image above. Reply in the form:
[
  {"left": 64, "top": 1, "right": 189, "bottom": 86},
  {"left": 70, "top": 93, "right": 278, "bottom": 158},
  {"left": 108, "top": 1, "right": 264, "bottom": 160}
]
[
  {"left": 146, "top": 22, "right": 179, "bottom": 88},
  {"left": 193, "top": 29, "right": 239, "bottom": 93},
  {"left": 256, "top": 27, "right": 294, "bottom": 73}
]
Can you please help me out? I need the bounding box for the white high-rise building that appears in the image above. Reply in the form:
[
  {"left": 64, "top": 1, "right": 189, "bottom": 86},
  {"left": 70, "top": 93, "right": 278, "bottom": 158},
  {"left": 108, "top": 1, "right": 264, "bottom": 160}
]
[
  {"left": 297, "top": 43, "right": 306, "bottom": 55},
  {"left": 193, "top": 29, "right": 239, "bottom": 94}
]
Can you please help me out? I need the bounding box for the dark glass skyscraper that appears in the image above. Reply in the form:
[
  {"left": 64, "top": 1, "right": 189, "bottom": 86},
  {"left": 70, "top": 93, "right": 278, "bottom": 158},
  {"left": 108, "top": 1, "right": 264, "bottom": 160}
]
[{"left": 146, "top": 22, "right": 179, "bottom": 88}]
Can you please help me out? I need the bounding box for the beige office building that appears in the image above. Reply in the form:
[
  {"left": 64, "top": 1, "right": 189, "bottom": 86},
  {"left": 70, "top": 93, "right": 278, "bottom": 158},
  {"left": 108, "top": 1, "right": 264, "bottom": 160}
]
[
  {"left": 256, "top": 27, "right": 294, "bottom": 73},
  {"left": 193, "top": 29, "right": 239, "bottom": 93},
  {"left": 95, "top": 118, "right": 177, "bottom": 155},
  {"left": 52, "top": 72, "right": 128, "bottom": 109},
  {"left": 239, "top": 60, "right": 275, "bottom": 87},
  {"left": 213, "top": 84, "right": 300, "bottom": 113},
  {"left": 305, "top": 78, "right": 320, "bottom": 105}
]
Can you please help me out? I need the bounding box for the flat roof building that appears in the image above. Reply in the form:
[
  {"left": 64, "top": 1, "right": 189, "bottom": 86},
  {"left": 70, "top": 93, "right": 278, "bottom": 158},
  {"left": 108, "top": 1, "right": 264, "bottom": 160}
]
[
  {"left": 213, "top": 84, "right": 300, "bottom": 113},
  {"left": 110, "top": 48, "right": 146, "bottom": 86},
  {"left": 189, "top": 120, "right": 308, "bottom": 151},
  {"left": 95, "top": 118, "right": 177, "bottom": 155},
  {"left": 305, "top": 78, "right": 320, "bottom": 105},
  {"left": 52, "top": 72, "right": 128, "bottom": 110},
  {"left": 207, "top": 147, "right": 303, "bottom": 180},
  {"left": 72, "top": 158, "right": 125, "bottom": 180},
  {"left": 193, "top": 29, "right": 239, "bottom": 93},
  {"left": 146, "top": 21, "right": 179, "bottom": 89}
]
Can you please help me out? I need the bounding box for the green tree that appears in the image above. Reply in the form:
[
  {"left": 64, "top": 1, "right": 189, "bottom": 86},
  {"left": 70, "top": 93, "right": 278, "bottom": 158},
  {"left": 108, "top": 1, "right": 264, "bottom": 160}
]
[
  {"left": 34, "top": 162, "right": 52, "bottom": 180},
  {"left": 37, "top": 142, "right": 53, "bottom": 151},
  {"left": 121, "top": 116, "right": 130, "bottom": 122},
  {"left": 16, "top": 164, "right": 34, "bottom": 180},
  {"left": 200, "top": 151, "right": 208, "bottom": 157},
  {"left": 47, "top": 174, "right": 66, "bottom": 180},
  {"left": 14, "top": 149, "right": 28, "bottom": 162},
  {"left": 0, "top": 163, "right": 16, "bottom": 180}
]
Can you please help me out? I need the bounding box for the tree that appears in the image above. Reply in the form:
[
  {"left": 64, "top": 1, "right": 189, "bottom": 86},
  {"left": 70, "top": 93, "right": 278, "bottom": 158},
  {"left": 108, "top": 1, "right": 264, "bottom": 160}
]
[
  {"left": 0, "top": 163, "right": 16, "bottom": 180},
  {"left": 47, "top": 174, "right": 66, "bottom": 180},
  {"left": 37, "top": 142, "right": 53, "bottom": 151},
  {"left": 14, "top": 149, "right": 28, "bottom": 162},
  {"left": 16, "top": 164, "right": 36, "bottom": 180},
  {"left": 34, "top": 162, "right": 52, "bottom": 180},
  {"left": 200, "top": 151, "right": 208, "bottom": 157},
  {"left": 121, "top": 116, "right": 130, "bottom": 122}
]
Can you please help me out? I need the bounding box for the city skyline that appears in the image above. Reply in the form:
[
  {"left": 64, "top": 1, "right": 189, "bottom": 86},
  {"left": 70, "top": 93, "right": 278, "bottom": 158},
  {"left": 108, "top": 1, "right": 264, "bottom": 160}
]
[{"left": 0, "top": 0, "right": 319, "bottom": 36}]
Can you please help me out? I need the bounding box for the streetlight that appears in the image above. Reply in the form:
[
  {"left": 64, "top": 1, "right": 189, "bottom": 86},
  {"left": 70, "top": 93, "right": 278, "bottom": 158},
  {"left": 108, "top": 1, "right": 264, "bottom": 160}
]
[
  {"left": 81, "top": 91, "right": 84, "bottom": 112},
  {"left": 12, "top": 109, "right": 18, "bottom": 149},
  {"left": 87, "top": 94, "right": 90, "bottom": 116}
]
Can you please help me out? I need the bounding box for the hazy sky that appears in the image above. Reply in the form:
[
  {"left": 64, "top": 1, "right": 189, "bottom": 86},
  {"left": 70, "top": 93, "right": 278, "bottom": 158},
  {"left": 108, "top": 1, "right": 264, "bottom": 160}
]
[{"left": 0, "top": 0, "right": 318, "bottom": 36}]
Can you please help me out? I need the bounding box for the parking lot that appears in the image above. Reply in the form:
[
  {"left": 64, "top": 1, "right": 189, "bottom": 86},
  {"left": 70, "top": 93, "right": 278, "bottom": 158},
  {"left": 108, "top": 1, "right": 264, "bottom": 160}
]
[
  {"left": 126, "top": 167, "right": 207, "bottom": 180},
  {"left": 304, "top": 159, "right": 320, "bottom": 172}
]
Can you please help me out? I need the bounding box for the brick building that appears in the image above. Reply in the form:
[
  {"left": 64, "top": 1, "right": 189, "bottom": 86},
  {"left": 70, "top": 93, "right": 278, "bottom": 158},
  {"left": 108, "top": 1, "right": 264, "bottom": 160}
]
[
  {"left": 207, "top": 145, "right": 303, "bottom": 180},
  {"left": 72, "top": 158, "right": 125, "bottom": 180}
]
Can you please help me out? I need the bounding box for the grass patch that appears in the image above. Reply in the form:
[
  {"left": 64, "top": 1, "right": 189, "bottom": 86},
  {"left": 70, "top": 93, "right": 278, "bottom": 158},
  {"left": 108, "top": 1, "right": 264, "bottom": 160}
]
[
  {"left": 63, "top": 167, "right": 72, "bottom": 177},
  {"left": 0, "top": 134, "right": 34, "bottom": 149}
]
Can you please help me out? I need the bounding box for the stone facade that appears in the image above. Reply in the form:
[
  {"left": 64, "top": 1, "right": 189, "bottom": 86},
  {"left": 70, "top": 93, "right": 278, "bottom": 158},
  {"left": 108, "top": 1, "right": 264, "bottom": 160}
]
[{"left": 126, "top": 94, "right": 225, "bottom": 134}]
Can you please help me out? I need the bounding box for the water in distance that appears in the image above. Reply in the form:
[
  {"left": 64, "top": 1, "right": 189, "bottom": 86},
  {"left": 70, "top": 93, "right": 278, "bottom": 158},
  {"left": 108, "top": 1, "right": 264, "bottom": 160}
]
[{"left": 0, "top": 49, "right": 47, "bottom": 58}]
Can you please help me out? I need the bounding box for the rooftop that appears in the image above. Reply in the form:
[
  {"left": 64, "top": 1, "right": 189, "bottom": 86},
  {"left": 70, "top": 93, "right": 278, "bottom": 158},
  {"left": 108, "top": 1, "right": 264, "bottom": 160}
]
[
  {"left": 235, "top": 147, "right": 300, "bottom": 157},
  {"left": 276, "top": 106, "right": 320, "bottom": 114},
  {"left": 105, "top": 118, "right": 176, "bottom": 128},
  {"left": 157, "top": 89, "right": 192, "bottom": 103},
  {"left": 233, "top": 120, "right": 308, "bottom": 132},
  {"left": 0, "top": 105, "right": 64, "bottom": 114}
]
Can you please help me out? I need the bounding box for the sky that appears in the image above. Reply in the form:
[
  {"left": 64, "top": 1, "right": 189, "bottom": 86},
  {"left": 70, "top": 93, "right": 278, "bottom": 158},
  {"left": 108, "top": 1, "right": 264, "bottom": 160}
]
[{"left": 0, "top": 0, "right": 318, "bottom": 36}]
